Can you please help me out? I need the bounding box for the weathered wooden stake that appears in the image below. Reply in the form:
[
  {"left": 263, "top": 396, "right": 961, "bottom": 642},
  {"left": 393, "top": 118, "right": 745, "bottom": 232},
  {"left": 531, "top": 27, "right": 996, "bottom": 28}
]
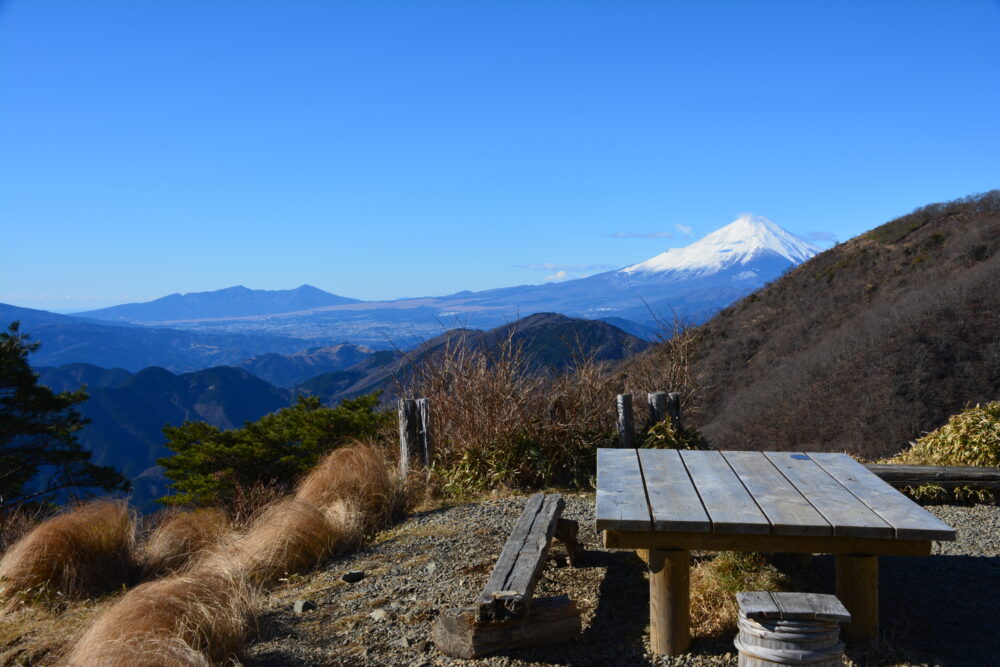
[
  {"left": 616, "top": 393, "right": 634, "bottom": 448},
  {"left": 416, "top": 397, "right": 432, "bottom": 471},
  {"left": 398, "top": 398, "right": 419, "bottom": 477},
  {"left": 647, "top": 391, "right": 667, "bottom": 426},
  {"left": 667, "top": 392, "right": 683, "bottom": 432}
]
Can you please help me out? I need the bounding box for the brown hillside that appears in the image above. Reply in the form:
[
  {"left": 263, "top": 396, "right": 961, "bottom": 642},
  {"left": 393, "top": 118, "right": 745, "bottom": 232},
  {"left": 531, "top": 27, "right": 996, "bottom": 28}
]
[{"left": 692, "top": 191, "right": 1000, "bottom": 459}]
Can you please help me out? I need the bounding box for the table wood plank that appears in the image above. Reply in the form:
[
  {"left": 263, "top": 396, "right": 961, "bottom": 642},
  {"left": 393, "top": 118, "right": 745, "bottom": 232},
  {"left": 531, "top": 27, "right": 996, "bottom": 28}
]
[
  {"left": 809, "top": 453, "right": 956, "bottom": 541},
  {"left": 722, "top": 451, "right": 832, "bottom": 536},
  {"left": 679, "top": 450, "right": 771, "bottom": 534},
  {"left": 638, "top": 449, "right": 711, "bottom": 532},
  {"left": 596, "top": 448, "right": 651, "bottom": 531},
  {"left": 765, "top": 452, "right": 893, "bottom": 538}
]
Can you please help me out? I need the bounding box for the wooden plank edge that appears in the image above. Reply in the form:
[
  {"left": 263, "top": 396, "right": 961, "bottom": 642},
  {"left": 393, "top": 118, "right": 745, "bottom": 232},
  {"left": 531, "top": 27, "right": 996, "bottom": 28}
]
[{"left": 602, "top": 529, "right": 932, "bottom": 556}]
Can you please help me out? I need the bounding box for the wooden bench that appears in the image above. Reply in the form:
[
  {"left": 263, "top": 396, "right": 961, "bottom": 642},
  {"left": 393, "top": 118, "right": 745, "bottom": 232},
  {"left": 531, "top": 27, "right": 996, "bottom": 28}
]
[{"left": 433, "top": 493, "right": 582, "bottom": 658}]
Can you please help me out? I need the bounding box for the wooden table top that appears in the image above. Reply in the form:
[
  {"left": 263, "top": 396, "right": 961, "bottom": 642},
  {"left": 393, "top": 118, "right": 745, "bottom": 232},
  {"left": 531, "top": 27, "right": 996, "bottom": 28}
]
[{"left": 596, "top": 449, "right": 955, "bottom": 541}]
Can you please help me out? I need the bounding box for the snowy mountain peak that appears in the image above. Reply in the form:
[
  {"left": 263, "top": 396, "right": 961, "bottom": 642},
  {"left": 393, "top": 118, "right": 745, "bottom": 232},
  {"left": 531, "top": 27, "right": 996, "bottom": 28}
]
[{"left": 620, "top": 215, "right": 820, "bottom": 278}]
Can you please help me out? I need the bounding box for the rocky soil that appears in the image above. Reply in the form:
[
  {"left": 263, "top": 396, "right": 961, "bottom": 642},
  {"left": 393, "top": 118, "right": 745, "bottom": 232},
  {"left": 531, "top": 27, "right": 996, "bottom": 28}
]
[{"left": 246, "top": 496, "right": 999, "bottom": 667}]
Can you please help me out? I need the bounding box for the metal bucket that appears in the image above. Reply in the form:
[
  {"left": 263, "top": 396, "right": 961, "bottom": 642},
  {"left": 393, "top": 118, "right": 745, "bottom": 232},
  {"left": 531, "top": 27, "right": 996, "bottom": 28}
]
[{"left": 734, "top": 609, "right": 845, "bottom": 666}]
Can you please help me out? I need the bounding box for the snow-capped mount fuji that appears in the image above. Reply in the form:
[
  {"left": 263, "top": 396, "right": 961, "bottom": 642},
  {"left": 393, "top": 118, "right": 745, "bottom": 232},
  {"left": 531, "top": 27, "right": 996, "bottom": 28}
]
[
  {"left": 360, "top": 214, "right": 823, "bottom": 327},
  {"left": 620, "top": 215, "right": 820, "bottom": 282},
  {"left": 59, "top": 216, "right": 823, "bottom": 346}
]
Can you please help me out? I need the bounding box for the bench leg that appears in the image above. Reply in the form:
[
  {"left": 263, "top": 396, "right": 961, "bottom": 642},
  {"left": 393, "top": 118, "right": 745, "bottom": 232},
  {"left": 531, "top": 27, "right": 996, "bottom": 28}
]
[
  {"left": 647, "top": 548, "right": 690, "bottom": 655},
  {"left": 836, "top": 554, "right": 878, "bottom": 644}
]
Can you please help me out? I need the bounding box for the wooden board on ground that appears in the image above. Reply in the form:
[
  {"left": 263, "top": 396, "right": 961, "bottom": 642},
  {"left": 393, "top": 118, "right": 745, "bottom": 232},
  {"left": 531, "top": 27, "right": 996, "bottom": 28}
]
[
  {"left": 434, "top": 596, "right": 581, "bottom": 659},
  {"left": 477, "top": 493, "right": 564, "bottom": 622}
]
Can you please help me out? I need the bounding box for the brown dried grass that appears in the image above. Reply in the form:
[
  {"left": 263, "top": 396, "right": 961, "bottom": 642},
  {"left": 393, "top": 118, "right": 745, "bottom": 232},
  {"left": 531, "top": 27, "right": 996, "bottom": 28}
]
[
  {"left": 689, "top": 552, "right": 790, "bottom": 638},
  {"left": 0, "top": 500, "right": 135, "bottom": 601},
  {"left": 295, "top": 443, "right": 404, "bottom": 531},
  {"left": 223, "top": 498, "right": 360, "bottom": 585},
  {"left": 139, "top": 509, "right": 232, "bottom": 578},
  {"left": 63, "top": 565, "right": 257, "bottom": 666}
]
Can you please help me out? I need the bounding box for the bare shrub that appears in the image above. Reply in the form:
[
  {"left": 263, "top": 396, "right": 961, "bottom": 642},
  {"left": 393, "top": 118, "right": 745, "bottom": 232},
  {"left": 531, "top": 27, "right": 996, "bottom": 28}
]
[
  {"left": 0, "top": 500, "right": 135, "bottom": 600},
  {"left": 64, "top": 565, "right": 257, "bottom": 666},
  {"left": 295, "top": 442, "right": 405, "bottom": 532},
  {"left": 410, "top": 318, "right": 702, "bottom": 493},
  {"left": 138, "top": 509, "right": 232, "bottom": 578},
  {"left": 0, "top": 504, "right": 46, "bottom": 555},
  {"left": 229, "top": 480, "right": 287, "bottom": 530}
]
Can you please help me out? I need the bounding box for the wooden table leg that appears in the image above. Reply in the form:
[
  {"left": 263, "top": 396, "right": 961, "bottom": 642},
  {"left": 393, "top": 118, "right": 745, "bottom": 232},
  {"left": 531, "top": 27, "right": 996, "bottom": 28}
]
[
  {"left": 836, "top": 554, "right": 878, "bottom": 644},
  {"left": 647, "top": 548, "right": 690, "bottom": 655}
]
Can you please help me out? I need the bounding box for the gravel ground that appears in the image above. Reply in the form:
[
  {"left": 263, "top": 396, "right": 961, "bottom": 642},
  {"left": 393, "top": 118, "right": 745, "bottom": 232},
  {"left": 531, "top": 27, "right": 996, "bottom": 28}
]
[{"left": 245, "top": 497, "right": 999, "bottom": 667}]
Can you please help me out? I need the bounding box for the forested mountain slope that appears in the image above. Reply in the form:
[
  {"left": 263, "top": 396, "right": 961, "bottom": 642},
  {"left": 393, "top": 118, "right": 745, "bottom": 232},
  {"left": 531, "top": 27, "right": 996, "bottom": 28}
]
[{"left": 692, "top": 191, "right": 1000, "bottom": 459}]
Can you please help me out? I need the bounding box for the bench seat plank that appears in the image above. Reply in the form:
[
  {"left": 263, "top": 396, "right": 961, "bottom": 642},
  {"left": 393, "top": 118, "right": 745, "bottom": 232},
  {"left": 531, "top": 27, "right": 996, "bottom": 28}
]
[
  {"left": 679, "top": 450, "right": 771, "bottom": 534},
  {"left": 809, "top": 453, "right": 956, "bottom": 541},
  {"left": 765, "top": 452, "right": 893, "bottom": 539},
  {"left": 638, "top": 449, "right": 710, "bottom": 532},
  {"left": 476, "top": 493, "right": 564, "bottom": 622},
  {"left": 596, "top": 448, "right": 651, "bottom": 531},
  {"left": 722, "top": 451, "right": 831, "bottom": 536}
]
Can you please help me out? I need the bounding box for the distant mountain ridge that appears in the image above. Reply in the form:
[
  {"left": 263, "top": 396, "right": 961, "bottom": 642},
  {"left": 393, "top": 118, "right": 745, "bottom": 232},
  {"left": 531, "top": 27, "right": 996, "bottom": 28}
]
[
  {"left": 57, "top": 218, "right": 819, "bottom": 351},
  {"left": 0, "top": 303, "right": 315, "bottom": 372},
  {"left": 235, "top": 343, "right": 374, "bottom": 387},
  {"left": 79, "top": 284, "right": 357, "bottom": 322}
]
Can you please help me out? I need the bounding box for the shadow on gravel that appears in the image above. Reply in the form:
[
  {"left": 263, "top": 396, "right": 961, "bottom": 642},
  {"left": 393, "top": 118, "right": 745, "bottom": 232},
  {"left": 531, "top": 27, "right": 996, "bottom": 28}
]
[{"left": 806, "top": 553, "right": 1000, "bottom": 666}]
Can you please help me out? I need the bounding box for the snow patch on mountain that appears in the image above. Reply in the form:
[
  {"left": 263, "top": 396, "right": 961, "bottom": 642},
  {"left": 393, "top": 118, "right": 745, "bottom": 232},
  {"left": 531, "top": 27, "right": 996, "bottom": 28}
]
[{"left": 620, "top": 215, "right": 820, "bottom": 278}]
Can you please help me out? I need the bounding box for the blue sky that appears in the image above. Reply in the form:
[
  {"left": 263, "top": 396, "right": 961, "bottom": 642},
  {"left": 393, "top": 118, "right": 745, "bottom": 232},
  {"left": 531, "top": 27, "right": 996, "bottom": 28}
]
[{"left": 2, "top": 0, "right": 998, "bottom": 312}]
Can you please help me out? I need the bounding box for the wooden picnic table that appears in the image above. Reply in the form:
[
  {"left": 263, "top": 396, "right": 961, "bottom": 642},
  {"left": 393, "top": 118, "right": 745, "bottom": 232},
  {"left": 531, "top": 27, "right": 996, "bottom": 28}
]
[{"left": 595, "top": 448, "right": 956, "bottom": 656}]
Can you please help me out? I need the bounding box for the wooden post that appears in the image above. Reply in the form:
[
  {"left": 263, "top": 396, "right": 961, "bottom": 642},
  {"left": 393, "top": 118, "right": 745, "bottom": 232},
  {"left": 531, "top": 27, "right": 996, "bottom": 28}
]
[
  {"left": 416, "top": 397, "right": 432, "bottom": 470},
  {"left": 667, "top": 392, "right": 683, "bottom": 432},
  {"left": 398, "top": 398, "right": 418, "bottom": 477},
  {"left": 616, "top": 394, "right": 634, "bottom": 448},
  {"left": 648, "top": 548, "right": 690, "bottom": 655},
  {"left": 835, "top": 554, "right": 878, "bottom": 644},
  {"left": 647, "top": 391, "right": 667, "bottom": 426}
]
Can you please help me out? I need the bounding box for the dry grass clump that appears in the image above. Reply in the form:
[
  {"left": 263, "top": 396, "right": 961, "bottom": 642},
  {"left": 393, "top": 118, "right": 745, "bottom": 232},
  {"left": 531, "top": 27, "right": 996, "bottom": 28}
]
[
  {"left": 0, "top": 500, "right": 135, "bottom": 601},
  {"left": 139, "top": 508, "right": 232, "bottom": 578},
  {"left": 689, "top": 552, "right": 790, "bottom": 637},
  {"left": 295, "top": 443, "right": 405, "bottom": 531},
  {"left": 64, "top": 566, "right": 257, "bottom": 666},
  {"left": 224, "top": 498, "right": 350, "bottom": 585}
]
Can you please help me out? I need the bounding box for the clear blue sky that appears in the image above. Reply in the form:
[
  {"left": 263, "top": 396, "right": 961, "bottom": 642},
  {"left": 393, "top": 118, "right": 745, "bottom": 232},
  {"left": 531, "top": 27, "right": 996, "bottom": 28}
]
[{"left": 2, "top": 0, "right": 998, "bottom": 312}]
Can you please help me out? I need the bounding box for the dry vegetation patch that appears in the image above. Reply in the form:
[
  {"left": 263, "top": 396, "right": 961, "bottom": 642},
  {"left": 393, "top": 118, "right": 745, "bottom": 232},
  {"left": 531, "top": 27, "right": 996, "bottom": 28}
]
[
  {"left": 139, "top": 508, "right": 232, "bottom": 578},
  {"left": 0, "top": 500, "right": 134, "bottom": 602},
  {"left": 65, "top": 565, "right": 258, "bottom": 666}
]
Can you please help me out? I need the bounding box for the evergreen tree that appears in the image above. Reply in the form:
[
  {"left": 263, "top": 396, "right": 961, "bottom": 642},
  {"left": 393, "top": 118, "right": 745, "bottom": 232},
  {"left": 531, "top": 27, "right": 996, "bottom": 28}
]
[
  {"left": 159, "top": 393, "right": 391, "bottom": 507},
  {"left": 0, "top": 322, "right": 128, "bottom": 507}
]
